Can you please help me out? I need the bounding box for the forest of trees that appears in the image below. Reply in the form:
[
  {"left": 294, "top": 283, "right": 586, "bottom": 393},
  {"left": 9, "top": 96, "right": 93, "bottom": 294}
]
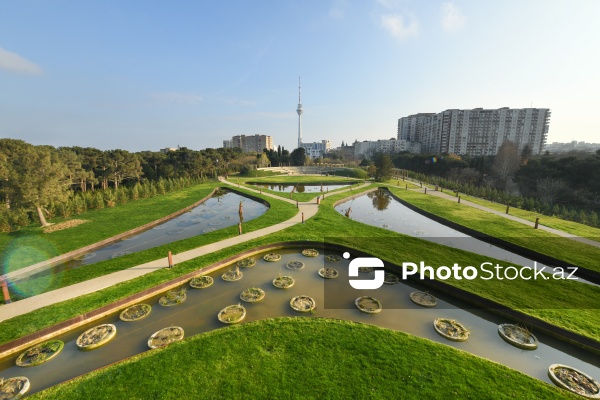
[
  {"left": 392, "top": 142, "right": 600, "bottom": 227},
  {"left": 0, "top": 139, "right": 274, "bottom": 231}
]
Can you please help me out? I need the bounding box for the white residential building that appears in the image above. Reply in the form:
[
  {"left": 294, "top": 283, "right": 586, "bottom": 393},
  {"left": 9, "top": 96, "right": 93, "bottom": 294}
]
[
  {"left": 397, "top": 108, "right": 551, "bottom": 156},
  {"left": 301, "top": 140, "right": 331, "bottom": 158},
  {"left": 353, "top": 139, "right": 421, "bottom": 158}
]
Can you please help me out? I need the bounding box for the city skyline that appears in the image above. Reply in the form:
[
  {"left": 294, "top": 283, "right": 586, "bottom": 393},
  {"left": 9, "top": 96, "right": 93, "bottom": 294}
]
[{"left": 1, "top": 1, "right": 599, "bottom": 152}]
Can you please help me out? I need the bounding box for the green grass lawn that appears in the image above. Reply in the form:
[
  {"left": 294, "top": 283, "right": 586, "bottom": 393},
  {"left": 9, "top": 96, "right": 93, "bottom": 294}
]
[
  {"left": 29, "top": 318, "right": 575, "bottom": 400},
  {"left": 2, "top": 184, "right": 600, "bottom": 346},
  {"left": 0, "top": 183, "right": 221, "bottom": 273},
  {"left": 387, "top": 186, "right": 600, "bottom": 273}
]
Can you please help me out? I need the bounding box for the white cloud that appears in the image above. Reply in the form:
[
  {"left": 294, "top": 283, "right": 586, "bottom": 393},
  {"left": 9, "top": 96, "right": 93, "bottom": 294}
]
[
  {"left": 0, "top": 47, "right": 42, "bottom": 75},
  {"left": 380, "top": 14, "right": 419, "bottom": 40},
  {"left": 441, "top": 2, "right": 465, "bottom": 32},
  {"left": 150, "top": 92, "right": 203, "bottom": 105},
  {"left": 221, "top": 97, "right": 257, "bottom": 107}
]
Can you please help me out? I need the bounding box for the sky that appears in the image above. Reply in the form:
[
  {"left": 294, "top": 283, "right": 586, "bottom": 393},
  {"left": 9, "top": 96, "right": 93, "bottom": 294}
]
[{"left": 1, "top": 0, "right": 599, "bottom": 152}]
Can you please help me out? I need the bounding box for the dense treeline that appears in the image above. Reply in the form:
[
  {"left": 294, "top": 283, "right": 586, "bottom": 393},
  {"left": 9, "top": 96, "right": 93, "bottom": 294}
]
[
  {"left": 393, "top": 145, "right": 600, "bottom": 228},
  {"left": 0, "top": 139, "right": 256, "bottom": 231}
]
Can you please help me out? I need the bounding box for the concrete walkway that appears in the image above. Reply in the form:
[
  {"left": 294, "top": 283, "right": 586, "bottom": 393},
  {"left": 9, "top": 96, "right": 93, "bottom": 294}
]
[
  {"left": 0, "top": 180, "right": 370, "bottom": 321},
  {"left": 399, "top": 178, "right": 600, "bottom": 248}
]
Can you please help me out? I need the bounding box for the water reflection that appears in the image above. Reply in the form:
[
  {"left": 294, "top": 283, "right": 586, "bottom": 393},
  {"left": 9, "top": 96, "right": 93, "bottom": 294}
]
[
  {"left": 253, "top": 184, "right": 349, "bottom": 193},
  {"left": 0, "top": 248, "right": 598, "bottom": 396},
  {"left": 367, "top": 190, "right": 391, "bottom": 211}
]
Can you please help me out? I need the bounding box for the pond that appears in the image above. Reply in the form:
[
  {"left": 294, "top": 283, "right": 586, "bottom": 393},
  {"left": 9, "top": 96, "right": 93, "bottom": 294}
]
[
  {"left": 252, "top": 183, "right": 350, "bottom": 193},
  {"left": 9, "top": 190, "right": 268, "bottom": 284},
  {"left": 0, "top": 248, "right": 598, "bottom": 396}
]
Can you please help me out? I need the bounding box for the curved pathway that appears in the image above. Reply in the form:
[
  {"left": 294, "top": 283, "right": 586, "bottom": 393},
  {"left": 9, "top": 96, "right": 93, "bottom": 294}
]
[
  {"left": 0, "top": 180, "right": 370, "bottom": 322},
  {"left": 397, "top": 178, "right": 600, "bottom": 249}
]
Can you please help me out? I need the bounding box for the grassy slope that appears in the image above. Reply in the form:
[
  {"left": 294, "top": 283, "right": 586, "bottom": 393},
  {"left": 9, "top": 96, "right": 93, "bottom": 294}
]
[
  {"left": 29, "top": 318, "right": 574, "bottom": 400},
  {"left": 387, "top": 186, "right": 600, "bottom": 273},
  {"left": 2, "top": 184, "right": 600, "bottom": 345},
  {"left": 0, "top": 183, "right": 220, "bottom": 273},
  {"left": 6, "top": 184, "right": 299, "bottom": 301}
]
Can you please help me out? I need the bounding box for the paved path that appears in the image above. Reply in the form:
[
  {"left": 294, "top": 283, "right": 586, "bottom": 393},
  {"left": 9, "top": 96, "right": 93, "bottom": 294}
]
[
  {"left": 0, "top": 180, "right": 370, "bottom": 321},
  {"left": 398, "top": 178, "right": 600, "bottom": 248}
]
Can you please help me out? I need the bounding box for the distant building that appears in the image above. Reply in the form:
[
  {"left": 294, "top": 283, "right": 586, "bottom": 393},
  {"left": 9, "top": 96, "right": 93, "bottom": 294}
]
[
  {"left": 353, "top": 139, "right": 421, "bottom": 158},
  {"left": 160, "top": 147, "right": 178, "bottom": 153},
  {"left": 544, "top": 141, "right": 600, "bottom": 153},
  {"left": 398, "top": 107, "right": 551, "bottom": 156},
  {"left": 301, "top": 140, "right": 331, "bottom": 158},
  {"left": 226, "top": 135, "right": 274, "bottom": 153}
]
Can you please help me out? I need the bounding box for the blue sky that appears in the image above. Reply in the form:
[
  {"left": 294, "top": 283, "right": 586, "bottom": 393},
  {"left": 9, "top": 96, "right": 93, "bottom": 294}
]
[{"left": 1, "top": 0, "right": 599, "bottom": 152}]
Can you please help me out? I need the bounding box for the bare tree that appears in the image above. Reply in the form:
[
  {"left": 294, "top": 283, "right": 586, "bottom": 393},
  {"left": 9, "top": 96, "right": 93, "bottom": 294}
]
[
  {"left": 536, "top": 178, "right": 567, "bottom": 205},
  {"left": 492, "top": 140, "right": 521, "bottom": 189}
]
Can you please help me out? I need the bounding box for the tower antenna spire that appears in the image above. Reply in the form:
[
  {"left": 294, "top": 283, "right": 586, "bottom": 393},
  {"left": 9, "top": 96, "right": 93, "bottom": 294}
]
[{"left": 296, "top": 76, "right": 303, "bottom": 149}]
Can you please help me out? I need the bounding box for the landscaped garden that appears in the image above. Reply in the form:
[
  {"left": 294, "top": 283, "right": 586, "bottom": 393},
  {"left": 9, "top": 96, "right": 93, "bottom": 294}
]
[{"left": 1, "top": 175, "right": 599, "bottom": 398}]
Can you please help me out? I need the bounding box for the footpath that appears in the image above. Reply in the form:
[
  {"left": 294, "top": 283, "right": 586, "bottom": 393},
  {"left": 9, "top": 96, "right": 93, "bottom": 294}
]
[
  {"left": 0, "top": 180, "right": 369, "bottom": 321},
  {"left": 398, "top": 178, "right": 600, "bottom": 249}
]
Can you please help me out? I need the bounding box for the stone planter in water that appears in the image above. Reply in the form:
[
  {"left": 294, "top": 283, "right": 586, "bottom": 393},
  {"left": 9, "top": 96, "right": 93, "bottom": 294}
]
[
  {"left": 222, "top": 266, "right": 243, "bottom": 282},
  {"left": 383, "top": 272, "right": 400, "bottom": 285},
  {"left": 240, "top": 287, "right": 265, "bottom": 303},
  {"left": 15, "top": 340, "right": 64, "bottom": 367},
  {"left": 433, "top": 318, "right": 470, "bottom": 342},
  {"left": 120, "top": 304, "right": 152, "bottom": 322},
  {"left": 409, "top": 291, "right": 437, "bottom": 308},
  {"left": 302, "top": 248, "right": 319, "bottom": 257},
  {"left": 218, "top": 304, "right": 247, "bottom": 324},
  {"left": 189, "top": 275, "right": 214, "bottom": 289},
  {"left": 272, "top": 275, "right": 295, "bottom": 289},
  {"left": 76, "top": 324, "right": 117, "bottom": 351},
  {"left": 325, "top": 255, "right": 342, "bottom": 263},
  {"left": 286, "top": 260, "right": 305, "bottom": 270},
  {"left": 263, "top": 253, "right": 281, "bottom": 262},
  {"left": 236, "top": 257, "right": 256, "bottom": 268},
  {"left": 548, "top": 364, "right": 600, "bottom": 399},
  {"left": 159, "top": 288, "right": 187, "bottom": 306},
  {"left": 0, "top": 376, "right": 30, "bottom": 399},
  {"left": 290, "top": 295, "right": 316, "bottom": 312},
  {"left": 355, "top": 296, "right": 382, "bottom": 314},
  {"left": 497, "top": 324, "right": 538, "bottom": 350},
  {"left": 148, "top": 326, "right": 185, "bottom": 349},
  {"left": 318, "top": 267, "right": 339, "bottom": 279}
]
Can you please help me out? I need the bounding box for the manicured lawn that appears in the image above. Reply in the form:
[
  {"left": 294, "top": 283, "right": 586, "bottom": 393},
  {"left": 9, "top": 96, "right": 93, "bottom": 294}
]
[
  {"left": 0, "top": 183, "right": 221, "bottom": 273},
  {"left": 2, "top": 184, "right": 600, "bottom": 346},
  {"left": 387, "top": 186, "right": 600, "bottom": 274},
  {"left": 29, "top": 318, "right": 574, "bottom": 400}
]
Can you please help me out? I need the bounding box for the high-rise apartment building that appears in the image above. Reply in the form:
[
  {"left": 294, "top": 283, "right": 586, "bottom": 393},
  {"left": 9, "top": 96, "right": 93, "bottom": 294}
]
[
  {"left": 226, "top": 134, "right": 274, "bottom": 153},
  {"left": 398, "top": 108, "right": 550, "bottom": 156},
  {"left": 301, "top": 140, "right": 331, "bottom": 158}
]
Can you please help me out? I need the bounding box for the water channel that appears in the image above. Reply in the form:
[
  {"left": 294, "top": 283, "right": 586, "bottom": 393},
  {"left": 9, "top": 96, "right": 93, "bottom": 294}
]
[
  {"left": 0, "top": 248, "right": 598, "bottom": 396},
  {"left": 334, "top": 189, "right": 600, "bottom": 286},
  {"left": 9, "top": 190, "right": 268, "bottom": 285},
  {"left": 252, "top": 183, "right": 351, "bottom": 193}
]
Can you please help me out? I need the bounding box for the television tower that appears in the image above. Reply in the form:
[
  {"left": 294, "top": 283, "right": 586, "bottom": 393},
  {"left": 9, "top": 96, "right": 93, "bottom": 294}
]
[{"left": 296, "top": 77, "right": 303, "bottom": 149}]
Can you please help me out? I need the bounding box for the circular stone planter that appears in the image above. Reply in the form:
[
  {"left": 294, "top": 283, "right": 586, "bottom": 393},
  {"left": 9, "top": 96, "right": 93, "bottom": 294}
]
[
  {"left": 498, "top": 324, "right": 538, "bottom": 350},
  {"left": 325, "top": 255, "right": 342, "bottom": 263},
  {"left": 76, "top": 324, "right": 117, "bottom": 351},
  {"left": 318, "top": 267, "right": 339, "bottom": 279},
  {"left": 263, "top": 253, "right": 281, "bottom": 262},
  {"left": 16, "top": 340, "right": 64, "bottom": 367},
  {"left": 218, "top": 304, "right": 247, "bottom": 324},
  {"left": 74, "top": 252, "right": 96, "bottom": 261},
  {"left": 189, "top": 275, "right": 214, "bottom": 289},
  {"left": 290, "top": 295, "right": 316, "bottom": 312},
  {"left": 548, "top": 364, "right": 600, "bottom": 398},
  {"left": 222, "top": 266, "right": 243, "bottom": 282},
  {"left": 159, "top": 288, "right": 187, "bottom": 306},
  {"left": 302, "top": 248, "right": 319, "bottom": 257},
  {"left": 0, "top": 376, "right": 30, "bottom": 399},
  {"left": 120, "top": 304, "right": 152, "bottom": 322},
  {"left": 358, "top": 267, "right": 374, "bottom": 273},
  {"left": 272, "top": 276, "right": 295, "bottom": 289},
  {"left": 433, "top": 318, "right": 470, "bottom": 342},
  {"left": 148, "top": 326, "right": 185, "bottom": 349},
  {"left": 286, "top": 260, "right": 305, "bottom": 270},
  {"left": 355, "top": 296, "right": 382, "bottom": 314},
  {"left": 236, "top": 257, "right": 256, "bottom": 268},
  {"left": 240, "top": 287, "right": 266, "bottom": 303},
  {"left": 383, "top": 272, "right": 400, "bottom": 285},
  {"left": 409, "top": 291, "right": 438, "bottom": 308}
]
